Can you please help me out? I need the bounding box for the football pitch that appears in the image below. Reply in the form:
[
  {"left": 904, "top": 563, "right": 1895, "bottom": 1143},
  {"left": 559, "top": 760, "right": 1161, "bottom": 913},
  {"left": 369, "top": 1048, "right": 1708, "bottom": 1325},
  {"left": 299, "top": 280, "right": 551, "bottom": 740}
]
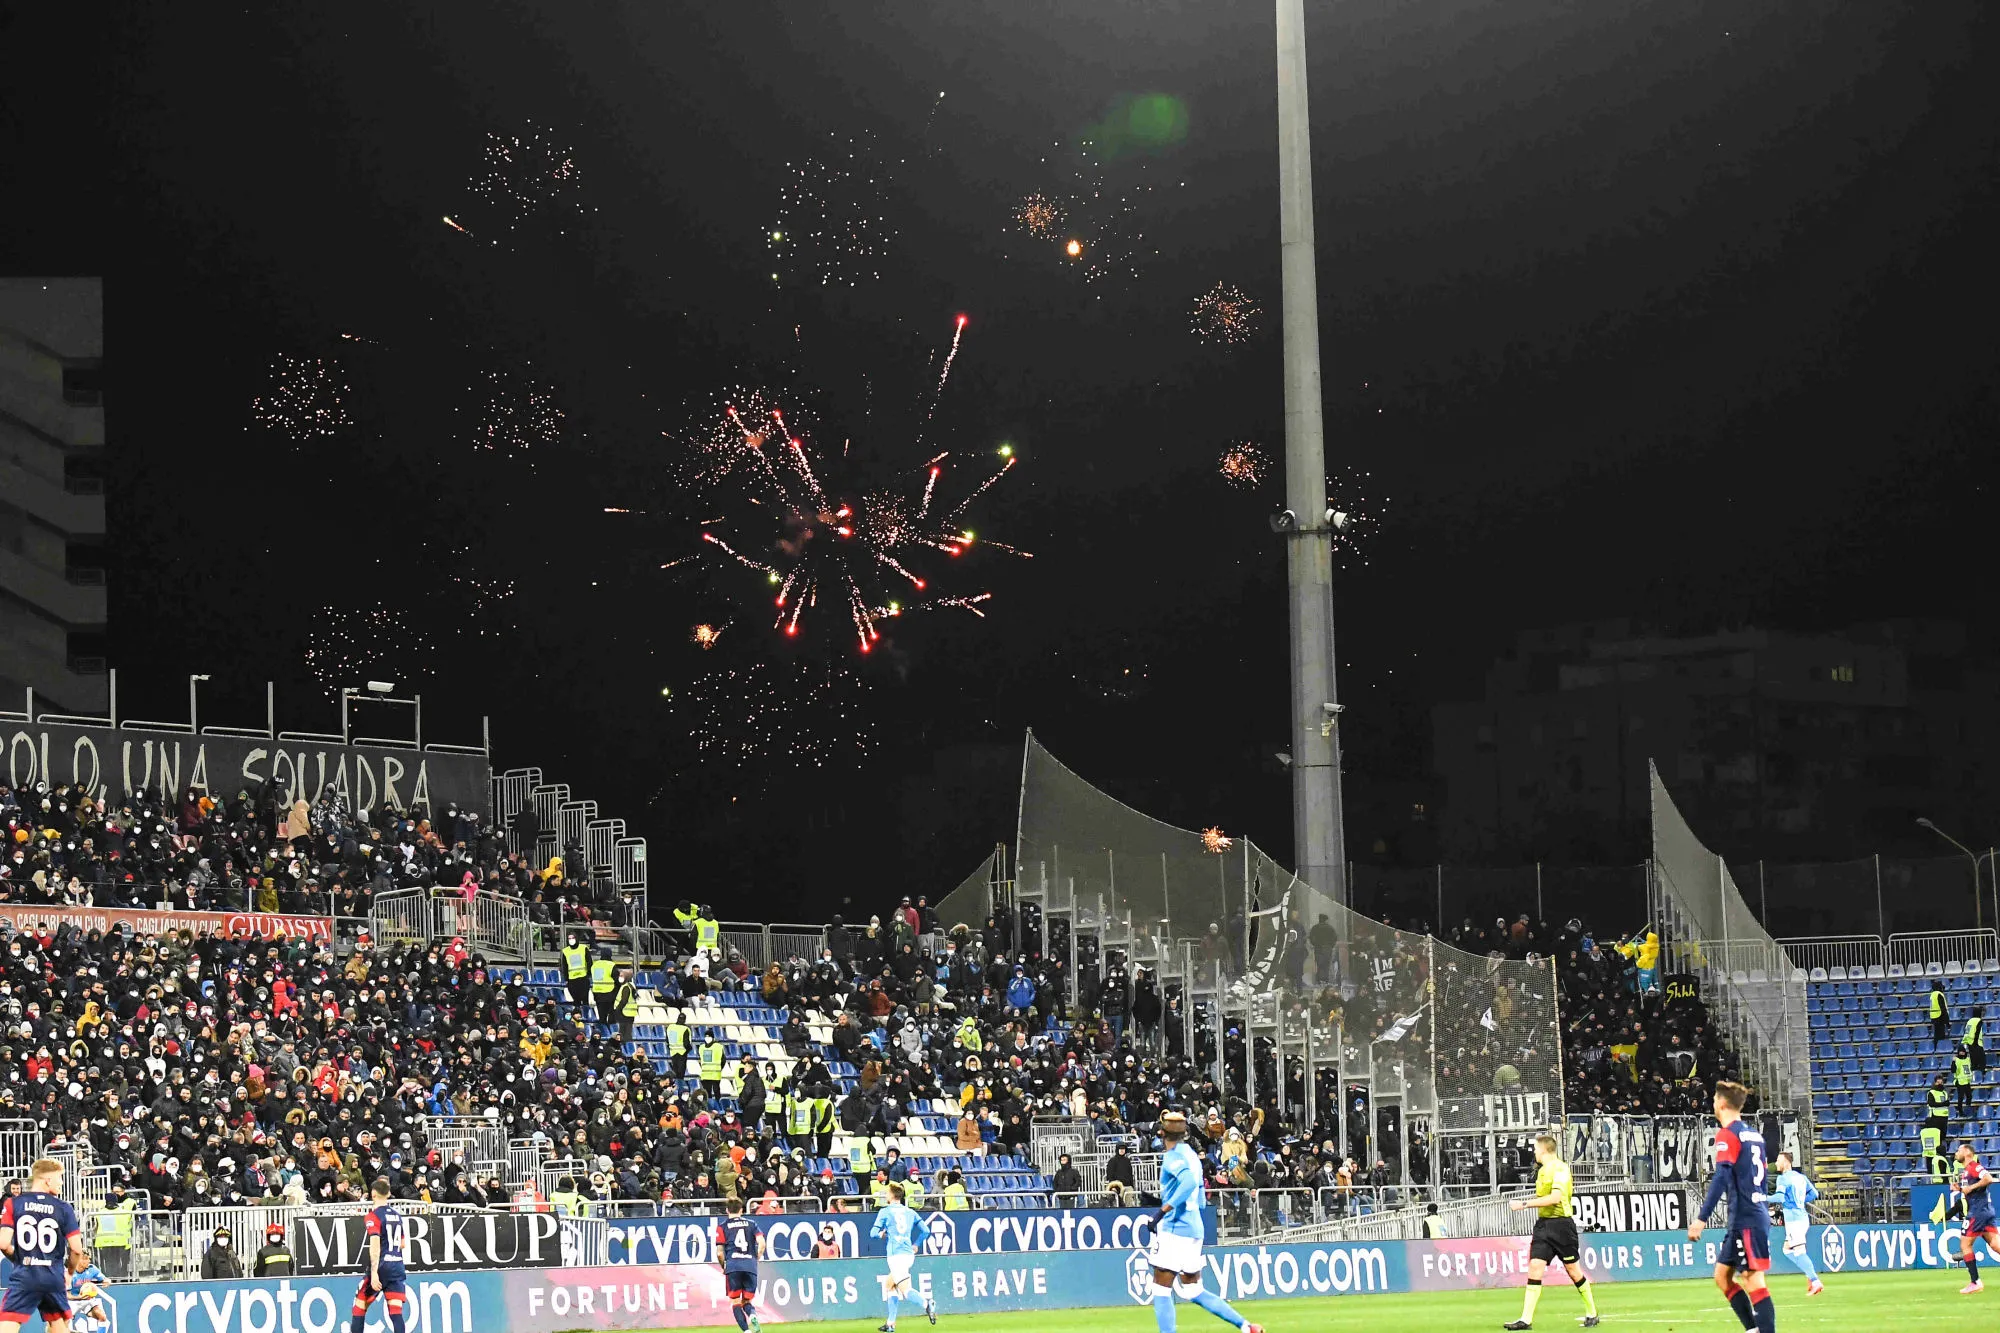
[{"left": 665, "top": 1269, "right": 1986, "bottom": 1333}]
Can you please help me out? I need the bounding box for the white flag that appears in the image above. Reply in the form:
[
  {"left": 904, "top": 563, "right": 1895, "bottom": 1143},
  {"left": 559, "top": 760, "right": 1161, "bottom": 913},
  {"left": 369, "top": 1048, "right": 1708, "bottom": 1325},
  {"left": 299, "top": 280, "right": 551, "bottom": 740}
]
[
  {"left": 1381, "top": 1010, "right": 1422, "bottom": 1043},
  {"left": 1480, "top": 1007, "right": 1498, "bottom": 1032}
]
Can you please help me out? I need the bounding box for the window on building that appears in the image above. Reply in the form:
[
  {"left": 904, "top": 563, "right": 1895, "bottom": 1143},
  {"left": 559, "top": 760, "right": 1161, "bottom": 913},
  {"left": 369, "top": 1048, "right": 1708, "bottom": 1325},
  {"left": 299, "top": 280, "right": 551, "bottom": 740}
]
[
  {"left": 1410, "top": 802, "right": 1427, "bottom": 822},
  {"left": 63, "top": 453, "right": 104, "bottom": 495},
  {"left": 61, "top": 362, "right": 104, "bottom": 406},
  {"left": 66, "top": 631, "right": 108, "bottom": 674},
  {"left": 0, "top": 499, "right": 25, "bottom": 555},
  {"left": 65, "top": 542, "right": 106, "bottom": 585},
  {"left": 1830, "top": 664, "right": 1855, "bottom": 683}
]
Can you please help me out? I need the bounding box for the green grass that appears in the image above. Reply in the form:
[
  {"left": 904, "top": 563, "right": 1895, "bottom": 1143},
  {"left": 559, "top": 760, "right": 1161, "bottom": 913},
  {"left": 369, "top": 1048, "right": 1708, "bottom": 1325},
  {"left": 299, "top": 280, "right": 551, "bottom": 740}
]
[{"left": 667, "top": 1269, "right": 1988, "bottom": 1333}]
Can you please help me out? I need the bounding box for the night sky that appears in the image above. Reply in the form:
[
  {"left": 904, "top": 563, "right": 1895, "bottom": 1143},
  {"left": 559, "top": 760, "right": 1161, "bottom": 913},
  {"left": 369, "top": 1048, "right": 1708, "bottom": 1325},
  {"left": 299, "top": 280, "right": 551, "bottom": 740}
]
[{"left": 9, "top": 0, "right": 1997, "bottom": 919}]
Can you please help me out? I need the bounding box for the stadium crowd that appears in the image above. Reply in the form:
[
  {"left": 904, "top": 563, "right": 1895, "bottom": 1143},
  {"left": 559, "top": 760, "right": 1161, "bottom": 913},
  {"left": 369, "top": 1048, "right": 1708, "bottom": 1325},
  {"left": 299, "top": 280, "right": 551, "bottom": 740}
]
[
  {"left": 0, "top": 776, "right": 627, "bottom": 927},
  {"left": 0, "top": 773, "right": 1742, "bottom": 1232}
]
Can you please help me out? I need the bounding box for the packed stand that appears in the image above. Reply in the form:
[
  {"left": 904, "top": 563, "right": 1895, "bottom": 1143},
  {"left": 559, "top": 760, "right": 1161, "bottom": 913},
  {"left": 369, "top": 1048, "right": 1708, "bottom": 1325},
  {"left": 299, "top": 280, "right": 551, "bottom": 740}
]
[{"left": 0, "top": 778, "right": 628, "bottom": 929}]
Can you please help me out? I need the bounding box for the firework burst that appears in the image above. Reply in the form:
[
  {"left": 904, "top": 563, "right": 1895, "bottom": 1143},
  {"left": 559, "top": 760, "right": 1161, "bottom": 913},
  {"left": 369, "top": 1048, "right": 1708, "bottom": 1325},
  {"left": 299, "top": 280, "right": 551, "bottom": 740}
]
[
  {"left": 1201, "top": 826, "right": 1233, "bottom": 854},
  {"left": 459, "top": 122, "right": 594, "bottom": 243},
  {"left": 673, "top": 319, "right": 1026, "bottom": 655},
  {"left": 1013, "top": 140, "right": 1161, "bottom": 284},
  {"left": 1217, "top": 443, "right": 1268, "bottom": 489},
  {"left": 1326, "top": 466, "right": 1387, "bottom": 567},
  {"left": 303, "top": 605, "right": 436, "bottom": 698},
  {"left": 771, "top": 132, "right": 896, "bottom": 287},
  {"left": 673, "top": 658, "right": 875, "bottom": 771},
  {"left": 1013, "top": 193, "right": 1064, "bottom": 239},
  {"left": 463, "top": 365, "right": 563, "bottom": 460},
  {"left": 692, "top": 623, "right": 724, "bottom": 650},
  {"left": 1192, "top": 282, "right": 1260, "bottom": 345},
  {"left": 250, "top": 354, "right": 351, "bottom": 443}
]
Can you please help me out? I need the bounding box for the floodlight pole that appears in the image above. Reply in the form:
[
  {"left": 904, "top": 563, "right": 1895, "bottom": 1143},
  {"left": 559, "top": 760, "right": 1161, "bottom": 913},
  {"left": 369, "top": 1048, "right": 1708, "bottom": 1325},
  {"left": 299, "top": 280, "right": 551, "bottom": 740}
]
[{"left": 1277, "top": 0, "right": 1348, "bottom": 908}]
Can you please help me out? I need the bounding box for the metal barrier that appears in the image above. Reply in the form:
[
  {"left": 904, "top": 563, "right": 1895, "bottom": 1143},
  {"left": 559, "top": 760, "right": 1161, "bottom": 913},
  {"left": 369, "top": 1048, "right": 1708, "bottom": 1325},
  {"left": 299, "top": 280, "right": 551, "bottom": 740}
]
[
  {"left": 424, "top": 1116, "right": 509, "bottom": 1173},
  {"left": 770, "top": 923, "right": 828, "bottom": 964},
  {"left": 92, "top": 1208, "right": 184, "bottom": 1282},
  {"left": 537, "top": 1157, "right": 591, "bottom": 1201},
  {"left": 720, "top": 923, "right": 768, "bottom": 970},
  {"left": 0, "top": 1118, "right": 41, "bottom": 1180},
  {"left": 1218, "top": 1186, "right": 1412, "bottom": 1240},
  {"left": 586, "top": 817, "right": 625, "bottom": 877},
  {"left": 1887, "top": 930, "right": 1999, "bottom": 972},
  {"left": 1777, "top": 935, "right": 1885, "bottom": 975},
  {"left": 616, "top": 837, "right": 648, "bottom": 892},
  {"left": 370, "top": 887, "right": 429, "bottom": 947},
  {"left": 493, "top": 767, "right": 540, "bottom": 848},
  {"left": 442, "top": 888, "right": 530, "bottom": 960}
]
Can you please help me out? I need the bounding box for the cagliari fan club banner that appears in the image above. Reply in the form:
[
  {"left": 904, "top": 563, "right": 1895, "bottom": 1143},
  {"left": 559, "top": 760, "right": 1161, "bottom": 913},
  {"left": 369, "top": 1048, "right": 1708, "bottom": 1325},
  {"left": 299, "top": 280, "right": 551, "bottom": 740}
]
[
  {"left": 1, "top": 720, "right": 491, "bottom": 815},
  {"left": 0, "top": 905, "right": 334, "bottom": 941}
]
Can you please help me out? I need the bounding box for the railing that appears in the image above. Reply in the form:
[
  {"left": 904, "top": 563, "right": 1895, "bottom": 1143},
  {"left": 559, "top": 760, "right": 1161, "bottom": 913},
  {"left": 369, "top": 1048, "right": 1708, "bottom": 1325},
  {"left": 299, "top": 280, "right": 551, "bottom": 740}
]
[
  {"left": 0, "top": 1118, "right": 41, "bottom": 1180},
  {"left": 90, "top": 1208, "right": 185, "bottom": 1282},
  {"left": 1777, "top": 935, "right": 1885, "bottom": 975},
  {"left": 711, "top": 921, "right": 830, "bottom": 972},
  {"left": 444, "top": 887, "right": 530, "bottom": 960},
  {"left": 370, "top": 886, "right": 429, "bottom": 947},
  {"left": 1886, "top": 930, "right": 1999, "bottom": 972},
  {"left": 1220, "top": 1185, "right": 1417, "bottom": 1241}
]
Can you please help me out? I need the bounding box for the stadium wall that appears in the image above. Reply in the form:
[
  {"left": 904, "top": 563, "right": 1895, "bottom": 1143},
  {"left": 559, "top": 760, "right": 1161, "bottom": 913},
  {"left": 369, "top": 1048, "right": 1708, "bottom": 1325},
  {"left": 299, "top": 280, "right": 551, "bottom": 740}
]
[{"left": 94, "top": 1224, "right": 2000, "bottom": 1333}]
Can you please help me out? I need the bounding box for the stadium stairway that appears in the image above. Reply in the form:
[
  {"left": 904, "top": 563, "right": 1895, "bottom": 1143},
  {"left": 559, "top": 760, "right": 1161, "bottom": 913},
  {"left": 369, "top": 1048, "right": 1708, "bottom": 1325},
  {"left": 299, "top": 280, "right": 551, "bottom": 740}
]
[
  {"left": 511, "top": 966, "right": 1047, "bottom": 1200},
  {"left": 1806, "top": 961, "right": 1998, "bottom": 1206}
]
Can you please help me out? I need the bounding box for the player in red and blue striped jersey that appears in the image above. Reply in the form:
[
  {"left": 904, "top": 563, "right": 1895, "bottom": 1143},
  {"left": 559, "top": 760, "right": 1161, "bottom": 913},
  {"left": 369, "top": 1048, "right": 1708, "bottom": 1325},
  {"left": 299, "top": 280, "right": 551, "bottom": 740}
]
[
  {"left": 350, "top": 1180, "right": 410, "bottom": 1333},
  {"left": 0, "top": 1160, "right": 86, "bottom": 1333},
  {"left": 1689, "top": 1081, "right": 1775, "bottom": 1333}
]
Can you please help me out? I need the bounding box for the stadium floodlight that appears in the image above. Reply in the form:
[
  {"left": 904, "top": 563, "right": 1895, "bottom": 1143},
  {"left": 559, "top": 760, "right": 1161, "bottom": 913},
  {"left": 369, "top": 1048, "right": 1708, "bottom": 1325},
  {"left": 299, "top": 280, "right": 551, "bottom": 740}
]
[
  {"left": 366, "top": 680, "right": 396, "bottom": 695},
  {"left": 1917, "top": 817, "right": 1984, "bottom": 932}
]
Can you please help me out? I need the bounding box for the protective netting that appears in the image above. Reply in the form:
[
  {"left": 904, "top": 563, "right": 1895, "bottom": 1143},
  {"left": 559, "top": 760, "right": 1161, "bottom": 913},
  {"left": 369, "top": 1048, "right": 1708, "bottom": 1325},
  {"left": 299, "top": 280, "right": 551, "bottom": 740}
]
[
  {"left": 978, "top": 732, "right": 1563, "bottom": 1128},
  {"left": 1649, "top": 762, "right": 1810, "bottom": 1116},
  {"left": 935, "top": 847, "right": 1004, "bottom": 931},
  {"left": 1008, "top": 733, "right": 1266, "bottom": 939},
  {"left": 1431, "top": 941, "right": 1565, "bottom": 1131}
]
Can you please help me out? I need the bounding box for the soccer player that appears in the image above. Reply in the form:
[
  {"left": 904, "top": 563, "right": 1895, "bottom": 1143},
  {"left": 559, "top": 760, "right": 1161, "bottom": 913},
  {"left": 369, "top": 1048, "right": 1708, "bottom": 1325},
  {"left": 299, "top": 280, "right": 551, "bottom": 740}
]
[
  {"left": 0, "top": 1158, "right": 87, "bottom": 1333},
  {"left": 1503, "top": 1134, "right": 1599, "bottom": 1330},
  {"left": 351, "top": 1179, "right": 410, "bottom": 1333},
  {"left": 64, "top": 1253, "right": 108, "bottom": 1333},
  {"left": 1147, "top": 1110, "right": 1264, "bottom": 1333},
  {"left": 1769, "top": 1152, "right": 1823, "bottom": 1296},
  {"left": 870, "top": 1182, "right": 935, "bottom": 1331},
  {"left": 1689, "top": 1081, "right": 1776, "bottom": 1333},
  {"left": 1949, "top": 1141, "right": 1998, "bottom": 1294},
  {"left": 716, "top": 1197, "right": 765, "bottom": 1332}
]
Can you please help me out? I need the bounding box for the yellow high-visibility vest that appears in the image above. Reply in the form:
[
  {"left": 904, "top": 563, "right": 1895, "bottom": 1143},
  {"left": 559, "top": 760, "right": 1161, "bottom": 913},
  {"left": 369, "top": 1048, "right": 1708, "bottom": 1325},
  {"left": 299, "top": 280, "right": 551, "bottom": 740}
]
[
  {"left": 700, "top": 1041, "right": 726, "bottom": 1080},
  {"left": 591, "top": 959, "right": 615, "bottom": 994},
  {"left": 95, "top": 1202, "right": 135, "bottom": 1248},
  {"left": 563, "top": 944, "right": 590, "bottom": 979}
]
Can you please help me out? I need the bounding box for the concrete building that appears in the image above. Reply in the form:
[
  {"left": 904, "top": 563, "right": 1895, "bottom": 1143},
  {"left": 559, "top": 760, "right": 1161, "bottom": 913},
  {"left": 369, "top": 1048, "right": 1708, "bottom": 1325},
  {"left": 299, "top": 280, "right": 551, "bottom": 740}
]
[
  {"left": 0, "top": 278, "right": 107, "bottom": 714},
  {"left": 1432, "top": 620, "right": 1999, "bottom": 863}
]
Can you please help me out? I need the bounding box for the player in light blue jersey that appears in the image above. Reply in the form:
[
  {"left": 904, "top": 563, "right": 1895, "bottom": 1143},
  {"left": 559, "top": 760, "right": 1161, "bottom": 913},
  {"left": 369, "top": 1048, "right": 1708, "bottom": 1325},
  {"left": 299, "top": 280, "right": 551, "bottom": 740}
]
[
  {"left": 1147, "top": 1111, "right": 1263, "bottom": 1333},
  {"left": 1769, "top": 1152, "right": 1823, "bottom": 1296},
  {"left": 870, "top": 1182, "right": 934, "bottom": 1331}
]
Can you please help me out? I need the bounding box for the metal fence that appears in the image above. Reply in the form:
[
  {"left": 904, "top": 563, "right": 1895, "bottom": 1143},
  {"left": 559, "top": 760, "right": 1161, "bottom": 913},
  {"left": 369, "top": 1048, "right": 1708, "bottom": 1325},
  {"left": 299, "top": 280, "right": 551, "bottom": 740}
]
[
  {"left": 711, "top": 921, "right": 829, "bottom": 972},
  {"left": 492, "top": 765, "right": 648, "bottom": 900},
  {"left": 0, "top": 1118, "right": 40, "bottom": 1180},
  {"left": 1888, "top": 929, "right": 1999, "bottom": 972},
  {"left": 370, "top": 887, "right": 429, "bottom": 947},
  {"left": 367, "top": 887, "right": 530, "bottom": 959}
]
